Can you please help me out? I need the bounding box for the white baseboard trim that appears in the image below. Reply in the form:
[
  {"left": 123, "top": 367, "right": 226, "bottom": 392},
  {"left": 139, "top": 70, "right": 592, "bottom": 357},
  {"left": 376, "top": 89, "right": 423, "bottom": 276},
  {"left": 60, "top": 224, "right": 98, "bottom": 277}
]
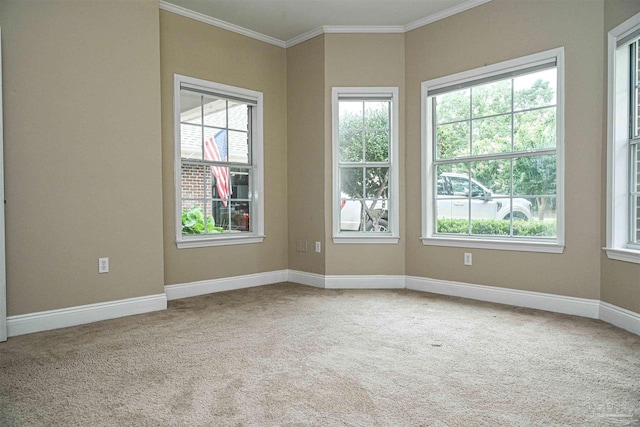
[
  {"left": 325, "top": 274, "right": 405, "bottom": 289},
  {"left": 7, "top": 294, "right": 167, "bottom": 337},
  {"left": 165, "top": 270, "right": 288, "bottom": 301},
  {"left": 5, "top": 271, "right": 638, "bottom": 338},
  {"left": 287, "top": 270, "right": 325, "bottom": 288},
  {"left": 286, "top": 270, "right": 405, "bottom": 289},
  {"left": 599, "top": 302, "right": 640, "bottom": 336},
  {"left": 406, "top": 276, "right": 601, "bottom": 319}
]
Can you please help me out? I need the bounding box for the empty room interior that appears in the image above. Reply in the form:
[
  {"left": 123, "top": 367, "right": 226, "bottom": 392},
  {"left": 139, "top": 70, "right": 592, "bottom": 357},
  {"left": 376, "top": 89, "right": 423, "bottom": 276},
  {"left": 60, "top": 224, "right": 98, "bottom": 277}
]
[{"left": 1, "top": 0, "right": 640, "bottom": 425}]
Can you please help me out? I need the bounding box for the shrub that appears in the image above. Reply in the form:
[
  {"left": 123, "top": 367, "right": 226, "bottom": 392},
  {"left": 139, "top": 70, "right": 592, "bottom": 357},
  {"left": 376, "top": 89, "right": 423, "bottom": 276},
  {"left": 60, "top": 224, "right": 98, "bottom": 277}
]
[
  {"left": 182, "top": 206, "right": 223, "bottom": 234},
  {"left": 437, "top": 218, "right": 556, "bottom": 237}
]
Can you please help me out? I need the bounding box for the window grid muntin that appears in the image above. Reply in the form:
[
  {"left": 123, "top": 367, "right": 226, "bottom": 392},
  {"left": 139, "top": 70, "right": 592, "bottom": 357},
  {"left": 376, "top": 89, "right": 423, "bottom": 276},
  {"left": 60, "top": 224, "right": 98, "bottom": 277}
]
[
  {"left": 338, "top": 98, "right": 392, "bottom": 234},
  {"left": 179, "top": 87, "right": 254, "bottom": 236},
  {"left": 431, "top": 67, "right": 558, "bottom": 240},
  {"left": 179, "top": 95, "right": 252, "bottom": 165},
  {"left": 628, "top": 40, "right": 640, "bottom": 247},
  {"left": 630, "top": 137, "right": 640, "bottom": 245}
]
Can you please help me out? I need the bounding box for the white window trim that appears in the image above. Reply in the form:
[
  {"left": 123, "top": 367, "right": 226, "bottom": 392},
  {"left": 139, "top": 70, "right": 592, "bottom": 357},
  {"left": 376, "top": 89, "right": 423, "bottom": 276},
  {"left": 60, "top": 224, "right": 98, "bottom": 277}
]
[
  {"left": 332, "top": 87, "right": 400, "bottom": 244},
  {"left": 174, "top": 74, "right": 265, "bottom": 249},
  {"left": 420, "top": 48, "right": 565, "bottom": 253},
  {"left": 605, "top": 12, "right": 640, "bottom": 264}
]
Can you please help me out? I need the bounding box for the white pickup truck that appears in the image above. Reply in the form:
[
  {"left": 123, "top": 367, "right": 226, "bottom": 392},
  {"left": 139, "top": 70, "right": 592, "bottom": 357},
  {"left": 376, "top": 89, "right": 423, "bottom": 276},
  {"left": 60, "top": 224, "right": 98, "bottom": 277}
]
[{"left": 437, "top": 173, "right": 532, "bottom": 221}]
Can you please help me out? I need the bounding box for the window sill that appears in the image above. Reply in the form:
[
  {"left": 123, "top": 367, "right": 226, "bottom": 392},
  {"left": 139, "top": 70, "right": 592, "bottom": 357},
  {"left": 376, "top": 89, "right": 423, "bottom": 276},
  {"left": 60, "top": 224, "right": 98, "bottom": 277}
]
[
  {"left": 422, "top": 236, "right": 564, "bottom": 253},
  {"left": 604, "top": 247, "right": 640, "bottom": 264},
  {"left": 177, "top": 235, "right": 265, "bottom": 249},
  {"left": 333, "top": 235, "right": 400, "bottom": 245}
]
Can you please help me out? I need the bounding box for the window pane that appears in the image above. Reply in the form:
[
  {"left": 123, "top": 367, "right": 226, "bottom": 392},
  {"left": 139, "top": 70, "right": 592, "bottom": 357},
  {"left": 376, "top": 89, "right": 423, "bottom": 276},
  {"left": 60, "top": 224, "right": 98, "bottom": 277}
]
[
  {"left": 435, "top": 163, "right": 471, "bottom": 233},
  {"left": 229, "top": 201, "right": 250, "bottom": 232},
  {"left": 472, "top": 79, "right": 511, "bottom": 118},
  {"left": 437, "top": 218, "right": 469, "bottom": 234},
  {"left": 436, "top": 121, "right": 470, "bottom": 159},
  {"left": 513, "top": 197, "right": 557, "bottom": 237},
  {"left": 203, "top": 128, "right": 226, "bottom": 162},
  {"left": 633, "top": 143, "right": 640, "bottom": 192},
  {"left": 209, "top": 163, "right": 230, "bottom": 202},
  {"left": 181, "top": 163, "right": 210, "bottom": 200},
  {"left": 181, "top": 124, "right": 202, "bottom": 160},
  {"left": 364, "top": 199, "right": 389, "bottom": 232},
  {"left": 340, "top": 130, "right": 364, "bottom": 162},
  {"left": 635, "top": 41, "right": 640, "bottom": 138},
  {"left": 633, "top": 142, "right": 639, "bottom": 244},
  {"left": 339, "top": 101, "right": 363, "bottom": 129},
  {"left": 513, "top": 155, "right": 556, "bottom": 196},
  {"left": 470, "top": 196, "right": 512, "bottom": 235},
  {"left": 180, "top": 91, "right": 202, "bottom": 125},
  {"left": 514, "top": 107, "right": 556, "bottom": 151},
  {"left": 634, "top": 195, "right": 640, "bottom": 244},
  {"left": 527, "top": 196, "right": 557, "bottom": 224},
  {"left": 471, "top": 159, "right": 511, "bottom": 196},
  {"left": 365, "top": 130, "right": 389, "bottom": 162},
  {"left": 435, "top": 89, "right": 470, "bottom": 124},
  {"left": 364, "top": 101, "right": 389, "bottom": 129},
  {"left": 472, "top": 115, "right": 512, "bottom": 156},
  {"left": 181, "top": 200, "right": 217, "bottom": 235},
  {"left": 229, "top": 168, "right": 250, "bottom": 200},
  {"left": 340, "top": 167, "right": 363, "bottom": 199},
  {"left": 227, "top": 102, "right": 248, "bottom": 131},
  {"left": 514, "top": 68, "right": 557, "bottom": 111},
  {"left": 340, "top": 199, "right": 364, "bottom": 232},
  {"left": 210, "top": 200, "right": 250, "bottom": 233},
  {"left": 365, "top": 167, "right": 389, "bottom": 198},
  {"left": 202, "top": 95, "right": 226, "bottom": 128},
  {"left": 228, "top": 130, "right": 249, "bottom": 164},
  {"left": 211, "top": 200, "right": 230, "bottom": 232}
]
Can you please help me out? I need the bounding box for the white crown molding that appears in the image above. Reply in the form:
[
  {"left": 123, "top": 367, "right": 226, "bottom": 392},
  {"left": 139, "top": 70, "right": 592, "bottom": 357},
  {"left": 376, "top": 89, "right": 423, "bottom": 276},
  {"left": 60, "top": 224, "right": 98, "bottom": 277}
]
[
  {"left": 160, "top": 0, "right": 494, "bottom": 49},
  {"left": 323, "top": 25, "right": 405, "bottom": 34},
  {"left": 165, "top": 270, "right": 288, "bottom": 300},
  {"left": 158, "top": 1, "right": 286, "bottom": 48},
  {"left": 7, "top": 294, "right": 167, "bottom": 337},
  {"left": 405, "top": 0, "right": 493, "bottom": 32},
  {"left": 284, "top": 27, "right": 326, "bottom": 48}
]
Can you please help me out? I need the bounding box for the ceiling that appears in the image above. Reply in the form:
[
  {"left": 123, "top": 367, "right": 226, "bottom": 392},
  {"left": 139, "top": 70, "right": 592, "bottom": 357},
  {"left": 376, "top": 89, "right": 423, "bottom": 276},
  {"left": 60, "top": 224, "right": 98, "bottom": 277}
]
[{"left": 160, "top": 0, "right": 490, "bottom": 46}]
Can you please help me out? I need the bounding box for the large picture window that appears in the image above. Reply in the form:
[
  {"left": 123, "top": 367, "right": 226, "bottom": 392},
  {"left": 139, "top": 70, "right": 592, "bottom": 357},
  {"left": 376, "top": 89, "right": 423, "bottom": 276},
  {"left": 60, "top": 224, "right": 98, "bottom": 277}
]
[
  {"left": 332, "top": 87, "right": 399, "bottom": 244},
  {"left": 174, "top": 75, "right": 264, "bottom": 248},
  {"left": 422, "top": 49, "right": 564, "bottom": 252},
  {"left": 606, "top": 13, "right": 640, "bottom": 264}
]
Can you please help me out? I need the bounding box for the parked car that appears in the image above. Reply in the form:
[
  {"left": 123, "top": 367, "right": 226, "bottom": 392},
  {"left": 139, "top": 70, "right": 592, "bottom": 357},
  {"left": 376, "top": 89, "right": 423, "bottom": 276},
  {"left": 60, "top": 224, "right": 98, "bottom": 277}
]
[{"left": 437, "top": 173, "right": 532, "bottom": 221}]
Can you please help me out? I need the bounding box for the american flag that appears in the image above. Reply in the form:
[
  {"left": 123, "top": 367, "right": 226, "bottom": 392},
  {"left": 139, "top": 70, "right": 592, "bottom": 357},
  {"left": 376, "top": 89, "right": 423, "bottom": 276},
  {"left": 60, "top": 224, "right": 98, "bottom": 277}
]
[{"left": 204, "top": 130, "right": 230, "bottom": 206}]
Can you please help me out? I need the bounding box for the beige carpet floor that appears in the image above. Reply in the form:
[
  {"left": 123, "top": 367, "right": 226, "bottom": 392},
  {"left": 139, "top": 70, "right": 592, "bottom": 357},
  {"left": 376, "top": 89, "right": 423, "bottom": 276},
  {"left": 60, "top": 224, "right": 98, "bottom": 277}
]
[{"left": 1, "top": 282, "right": 639, "bottom": 426}]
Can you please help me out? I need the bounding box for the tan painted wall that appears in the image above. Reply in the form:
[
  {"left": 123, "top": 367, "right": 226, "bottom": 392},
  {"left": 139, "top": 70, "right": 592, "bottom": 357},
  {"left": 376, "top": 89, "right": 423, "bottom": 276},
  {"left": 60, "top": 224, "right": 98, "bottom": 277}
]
[
  {"left": 0, "top": 0, "right": 165, "bottom": 315},
  {"left": 324, "top": 34, "right": 406, "bottom": 276},
  {"left": 160, "top": 11, "right": 288, "bottom": 285},
  {"left": 286, "top": 36, "right": 326, "bottom": 274},
  {"left": 601, "top": 1, "right": 640, "bottom": 313},
  {"left": 405, "top": 0, "right": 604, "bottom": 299},
  {"left": 3, "top": 0, "right": 639, "bottom": 320}
]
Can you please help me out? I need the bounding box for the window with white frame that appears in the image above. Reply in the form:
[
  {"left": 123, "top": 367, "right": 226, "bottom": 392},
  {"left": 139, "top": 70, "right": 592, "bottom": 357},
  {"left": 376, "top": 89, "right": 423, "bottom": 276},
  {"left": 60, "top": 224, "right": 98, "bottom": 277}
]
[
  {"left": 422, "top": 48, "right": 564, "bottom": 253},
  {"left": 606, "top": 13, "right": 640, "bottom": 264},
  {"left": 174, "top": 75, "right": 264, "bottom": 248},
  {"left": 332, "top": 87, "right": 399, "bottom": 244}
]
